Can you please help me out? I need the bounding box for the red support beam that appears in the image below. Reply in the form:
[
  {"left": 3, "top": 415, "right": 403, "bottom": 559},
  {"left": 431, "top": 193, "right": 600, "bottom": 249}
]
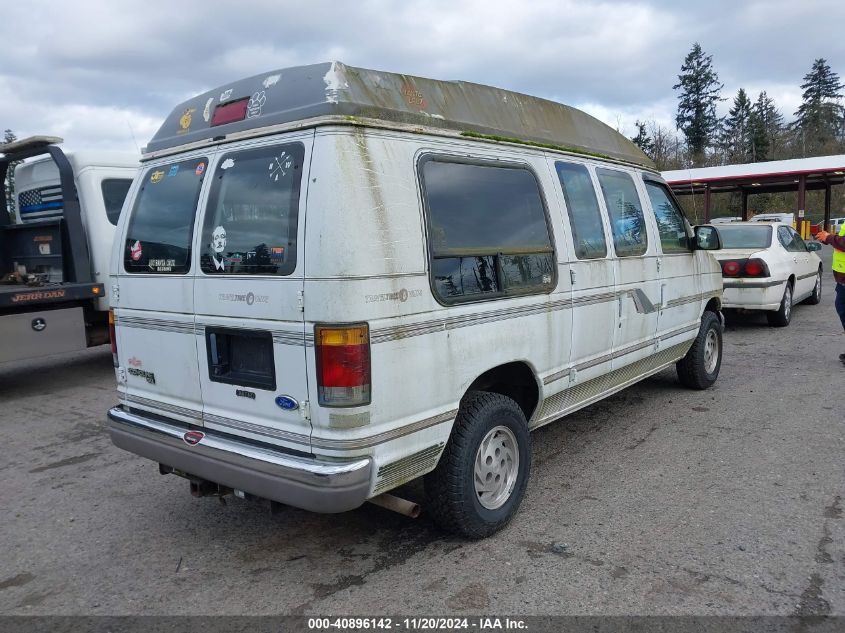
[
  {"left": 704, "top": 185, "right": 711, "bottom": 223},
  {"left": 797, "top": 174, "right": 807, "bottom": 226},
  {"left": 824, "top": 181, "right": 832, "bottom": 231}
]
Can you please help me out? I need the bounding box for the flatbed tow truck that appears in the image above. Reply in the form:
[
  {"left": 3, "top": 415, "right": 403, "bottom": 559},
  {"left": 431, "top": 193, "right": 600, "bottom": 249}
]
[{"left": 0, "top": 136, "right": 137, "bottom": 363}]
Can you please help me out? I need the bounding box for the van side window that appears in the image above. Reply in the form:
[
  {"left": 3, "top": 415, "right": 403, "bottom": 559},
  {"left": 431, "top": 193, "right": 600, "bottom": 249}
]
[
  {"left": 200, "top": 143, "right": 304, "bottom": 276},
  {"left": 101, "top": 179, "right": 132, "bottom": 226},
  {"left": 421, "top": 159, "right": 555, "bottom": 303},
  {"left": 554, "top": 162, "right": 607, "bottom": 259},
  {"left": 643, "top": 180, "right": 691, "bottom": 253},
  {"left": 596, "top": 168, "right": 648, "bottom": 257},
  {"left": 124, "top": 158, "right": 208, "bottom": 274}
]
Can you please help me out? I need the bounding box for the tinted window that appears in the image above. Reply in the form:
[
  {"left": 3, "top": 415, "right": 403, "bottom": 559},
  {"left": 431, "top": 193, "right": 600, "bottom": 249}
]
[
  {"left": 422, "top": 159, "right": 554, "bottom": 303},
  {"left": 716, "top": 225, "right": 772, "bottom": 249},
  {"left": 555, "top": 162, "right": 607, "bottom": 259},
  {"left": 124, "top": 158, "right": 207, "bottom": 274},
  {"left": 596, "top": 168, "right": 648, "bottom": 257},
  {"left": 643, "top": 180, "right": 690, "bottom": 254},
  {"left": 101, "top": 179, "right": 132, "bottom": 226},
  {"left": 200, "top": 144, "right": 304, "bottom": 276}
]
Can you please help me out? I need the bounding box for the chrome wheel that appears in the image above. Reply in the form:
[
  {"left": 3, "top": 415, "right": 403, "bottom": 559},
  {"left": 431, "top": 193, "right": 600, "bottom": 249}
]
[
  {"left": 703, "top": 328, "right": 719, "bottom": 374},
  {"left": 474, "top": 425, "right": 519, "bottom": 510}
]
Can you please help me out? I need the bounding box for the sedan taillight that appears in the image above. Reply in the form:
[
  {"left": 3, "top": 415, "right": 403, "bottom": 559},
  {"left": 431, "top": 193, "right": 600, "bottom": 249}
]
[{"left": 720, "top": 258, "right": 770, "bottom": 278}]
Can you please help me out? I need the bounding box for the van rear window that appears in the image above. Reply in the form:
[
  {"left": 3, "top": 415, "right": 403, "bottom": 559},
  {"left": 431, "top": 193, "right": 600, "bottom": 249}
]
[
  {"left": 199, "top": 143, "right": 304, "bottom": 276},
  {"left": 124, "top": 158, "right": 207, "bottom": 274}
]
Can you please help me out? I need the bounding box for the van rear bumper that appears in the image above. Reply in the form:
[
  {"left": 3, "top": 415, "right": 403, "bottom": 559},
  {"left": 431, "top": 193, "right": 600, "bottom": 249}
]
[{"left": 107, "top": 406, "right": 372, "bottom": 513}]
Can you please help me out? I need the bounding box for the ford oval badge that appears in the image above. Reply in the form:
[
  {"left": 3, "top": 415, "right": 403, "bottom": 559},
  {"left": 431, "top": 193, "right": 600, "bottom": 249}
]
[
  {"left": 275, "top": 395, "right": 299, "bottom": 411},
  {"left": 183, "top": 430, "right": 205, "bottom": 446}
]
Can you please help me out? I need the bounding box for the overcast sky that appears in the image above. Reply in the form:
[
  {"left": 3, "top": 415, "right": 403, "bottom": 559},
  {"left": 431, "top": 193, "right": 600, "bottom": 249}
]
[{"left": 1, "top": 0, "right": 843, "bottom": 156}]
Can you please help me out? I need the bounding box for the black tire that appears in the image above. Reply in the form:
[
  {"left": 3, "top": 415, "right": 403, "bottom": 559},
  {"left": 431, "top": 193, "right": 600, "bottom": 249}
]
[
  {"left": 767, "top": 282, "right": 793, "bottom": 327},
  {"left": 676, "top": 311, "right": 723, "bottom": 390},
  {"left": 803, "top": 269, "right": 822, "bottom": 305},
  {"left": 424, "top": 391, "right": 531, "bottom": 539}
]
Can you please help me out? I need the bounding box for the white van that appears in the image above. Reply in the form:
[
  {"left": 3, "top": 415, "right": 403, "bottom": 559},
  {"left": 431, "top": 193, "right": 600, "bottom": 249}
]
[
  {"left": 107, "top": 62, "right": 724, "bottom": 538},
  {"left": 751, "top": 212, "right": 795, "bottom": 224}
]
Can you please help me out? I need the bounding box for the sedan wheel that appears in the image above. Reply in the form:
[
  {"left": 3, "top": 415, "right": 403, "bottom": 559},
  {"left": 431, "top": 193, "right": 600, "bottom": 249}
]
[
  {"left": 767, "top": 282, "right": 793, "bottom": 327},
  {"left": 804, "top": 271, "right": 822, "bottom": 305}
]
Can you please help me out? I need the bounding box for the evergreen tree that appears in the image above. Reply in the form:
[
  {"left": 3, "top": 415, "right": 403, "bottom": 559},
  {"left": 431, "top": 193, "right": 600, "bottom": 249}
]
[
  {"left": 793, "top": 58, "right": 844, "bottom": 155},
  {"left": 749, "top": 91, "right": 784, "bottom": 161},
  {"left": 631, "top": 120, "right": 655, "bottom": 158},
  {"left": 673, "top": 42, "right": 724, "bottom": 165},
  {"left": 2, "top": 129, "right": 18, "bottom": 222},
  {"left": 720, "top": 88, "right": 753, "bottom": 163}
]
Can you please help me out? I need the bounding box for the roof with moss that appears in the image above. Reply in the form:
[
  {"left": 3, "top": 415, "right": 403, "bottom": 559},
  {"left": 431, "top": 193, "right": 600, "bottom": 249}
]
[{"left": 146, "top": 61, "right": 653, "bottom": 168}]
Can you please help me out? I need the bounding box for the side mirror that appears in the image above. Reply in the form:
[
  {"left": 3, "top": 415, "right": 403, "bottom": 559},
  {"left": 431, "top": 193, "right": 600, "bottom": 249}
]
[
  {"left": 693, "top": 225, "right": 722, "bottom": 251},
  {"left": 807, "top": 242, "right": 822, "bottom": 252}
]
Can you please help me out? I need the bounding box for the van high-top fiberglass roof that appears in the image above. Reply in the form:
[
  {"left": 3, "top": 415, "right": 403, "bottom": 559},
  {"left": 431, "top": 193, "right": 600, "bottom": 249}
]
[{"left": 146, "top": 61, "right": 653, "bottom": 169}]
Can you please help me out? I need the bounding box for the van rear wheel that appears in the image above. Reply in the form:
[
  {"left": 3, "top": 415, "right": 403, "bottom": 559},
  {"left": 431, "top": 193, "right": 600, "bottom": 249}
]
[
  {"left": 676, "top": 311, "right": 722, "bottom": 390},
  {"left": 424, "top": 391, "right": 531, "bottom": 539}
]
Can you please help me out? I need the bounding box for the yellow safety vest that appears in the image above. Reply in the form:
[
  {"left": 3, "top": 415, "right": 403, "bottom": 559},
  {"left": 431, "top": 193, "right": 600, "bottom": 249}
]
[{"left": 833, "top": 223, "right": 845, "bottom": 274}]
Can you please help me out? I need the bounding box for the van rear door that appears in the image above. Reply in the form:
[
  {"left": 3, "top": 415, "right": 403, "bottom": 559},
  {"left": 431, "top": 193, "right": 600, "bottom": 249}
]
[
  {"left": 192, "top": 136, "right": 312, "bottom": 453},
  {"left": 116, "top": 153, "right": 211, "bottom": 424}
]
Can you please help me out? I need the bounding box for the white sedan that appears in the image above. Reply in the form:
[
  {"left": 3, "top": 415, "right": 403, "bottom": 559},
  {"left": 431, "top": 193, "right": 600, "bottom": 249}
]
[{"left": 709, "top": 222, "right": 823, "bottom": 327}]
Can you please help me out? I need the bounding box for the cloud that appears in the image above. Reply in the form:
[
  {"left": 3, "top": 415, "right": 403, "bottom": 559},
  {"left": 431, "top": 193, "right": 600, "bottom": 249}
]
[{"left": 1, "top": 0, "right": 843, "bottom": 152}]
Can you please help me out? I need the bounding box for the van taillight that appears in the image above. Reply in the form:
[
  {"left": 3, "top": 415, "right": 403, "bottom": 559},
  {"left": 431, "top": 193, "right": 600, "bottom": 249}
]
[
  {"left": 315, "top": 323, "right": 371, "bottom": 407},
  {"left": 108, "top": 309, "right": 118, "bottom": 367}
]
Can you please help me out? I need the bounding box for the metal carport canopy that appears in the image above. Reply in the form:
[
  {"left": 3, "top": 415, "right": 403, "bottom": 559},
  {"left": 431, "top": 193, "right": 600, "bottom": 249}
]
[{"left": 662, "top": 155, "right": 845, "bottom": 227}]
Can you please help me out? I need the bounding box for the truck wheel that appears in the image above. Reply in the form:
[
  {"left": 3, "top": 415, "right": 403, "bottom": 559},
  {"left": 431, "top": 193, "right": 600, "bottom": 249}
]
[
  {"left": 424, "top": 391, "right": 531, "bottom": 539},
  {"left": 803, "top": 270, "right": 822, "bottom": 305},
  {"left": 767, "top": 282, "right": 793, "bottom": 327},
  {"left": 676, "top": 311, "right": 722, "bottom": 390}
]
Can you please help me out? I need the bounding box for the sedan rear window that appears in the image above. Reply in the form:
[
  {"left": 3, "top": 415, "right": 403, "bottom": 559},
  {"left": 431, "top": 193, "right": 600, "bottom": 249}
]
[
  {"left": 124, "top": 158, "right": 207, "bottom": 274},
  {"left": 715, "top": 225, "right": 772, "bottom": 249}
]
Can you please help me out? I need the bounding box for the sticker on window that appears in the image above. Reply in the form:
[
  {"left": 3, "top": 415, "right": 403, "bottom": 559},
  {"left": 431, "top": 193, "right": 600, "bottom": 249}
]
[
  {"left": 195, "top": 162, "right": 206, "bottom": 176},
  {"left": 149, "top": 258, "right": 176, "bottom": 272},
  {"left": 130, "top": 240, "right": 143, "bottom": 261},
  {"left": 210, "top": 226, "right": 227, "bottom": 271},
  {"left": 150, "top": 170, "right": 165, "bottom": 184},
  {"left": 269, "top": 151, "right": 292, "bottom": 182},
  {"left": 221, "top": 158, "right": 235, "bottom": 170}
]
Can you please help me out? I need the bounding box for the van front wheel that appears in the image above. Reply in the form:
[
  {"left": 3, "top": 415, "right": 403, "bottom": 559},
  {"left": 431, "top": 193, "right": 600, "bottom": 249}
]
[
  {"left": 676, "top": 311, "right": 722, "bottom": 390},
  {"left": 424, "top": 391, "right": 531, "bottom": 539}
]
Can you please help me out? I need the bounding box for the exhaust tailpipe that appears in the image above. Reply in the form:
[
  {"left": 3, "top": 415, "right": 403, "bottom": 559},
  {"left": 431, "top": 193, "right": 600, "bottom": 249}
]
[{"left": 368, "top": 493, "right": 421, "bottom": 518}]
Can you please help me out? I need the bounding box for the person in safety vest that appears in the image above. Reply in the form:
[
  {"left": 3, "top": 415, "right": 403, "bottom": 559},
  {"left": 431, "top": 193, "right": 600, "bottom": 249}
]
[{"left": 815, "top": 224, "right": 845, "bottom": 365}]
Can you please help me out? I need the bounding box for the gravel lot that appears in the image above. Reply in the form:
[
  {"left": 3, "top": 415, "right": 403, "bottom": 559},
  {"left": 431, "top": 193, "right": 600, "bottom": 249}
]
[{"left": 1, "top": 250, "right": 842, "bottom": 617}]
